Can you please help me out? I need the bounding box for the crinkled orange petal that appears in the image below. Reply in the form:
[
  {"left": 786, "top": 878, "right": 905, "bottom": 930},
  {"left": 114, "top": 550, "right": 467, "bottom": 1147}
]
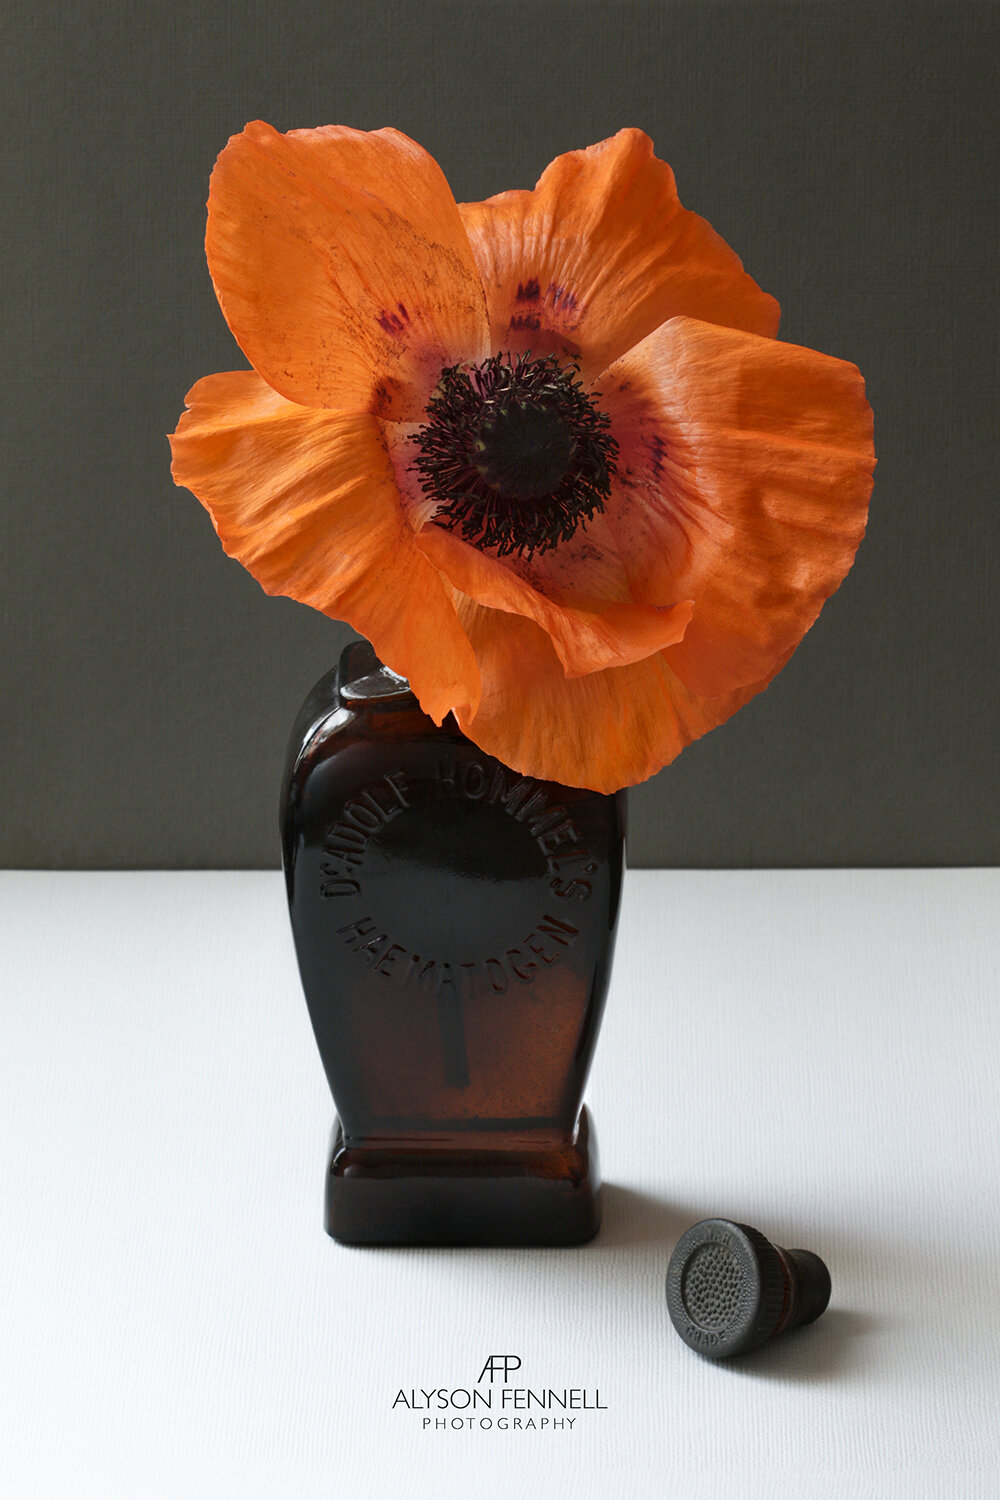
[
  {"left": 414, "top": 522, "right": 694, "bottom": 677},
  {"left": 169, "top": 371, "right": 480, "bottom": 723},
  {"left": 452, "top": 600, "right": 793, "bottom": 793},
  {"left": 593, "top": 317, "right": 875, "bottom": 697},
  {"left": 205, "top": 121, "right": 489, "bottom": 419},
  {"left": 459, "top": 129, "right": 779, "bottom": 380}
]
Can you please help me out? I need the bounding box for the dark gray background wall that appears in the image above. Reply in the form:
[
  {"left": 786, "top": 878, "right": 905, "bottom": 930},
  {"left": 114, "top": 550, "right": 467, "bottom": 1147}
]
[{"left": 3, "top": 0, "right": 997, "bottom": 868}]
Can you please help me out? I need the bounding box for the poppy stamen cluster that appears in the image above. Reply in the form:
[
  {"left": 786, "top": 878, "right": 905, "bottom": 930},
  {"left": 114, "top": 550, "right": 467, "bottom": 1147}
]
[{"left": 411, "top": 352, "right": 619, "bottom": 558}]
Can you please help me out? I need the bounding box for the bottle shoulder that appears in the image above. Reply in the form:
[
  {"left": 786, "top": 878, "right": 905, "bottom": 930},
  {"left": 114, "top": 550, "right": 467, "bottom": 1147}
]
[
  {"left": 282, "top": 641, "right": 469, "bottom": 795},
  {"left": 282, "top": 639, "right": 628, "bottom": 832}
]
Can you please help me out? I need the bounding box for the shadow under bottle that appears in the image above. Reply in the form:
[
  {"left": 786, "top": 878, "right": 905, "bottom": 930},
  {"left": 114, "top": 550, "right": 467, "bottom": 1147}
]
[{"left": 281, "top": 640, "right": 626, "bottom": 1246}]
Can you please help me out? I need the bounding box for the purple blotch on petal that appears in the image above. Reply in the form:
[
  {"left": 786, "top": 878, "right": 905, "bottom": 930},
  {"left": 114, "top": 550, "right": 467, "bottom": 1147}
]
[
  {"left": 546, "top": 283, "right": 578, "bottom": 313},
  {"left": 376, "top": 302, "right": 411, "bottom": 338}
]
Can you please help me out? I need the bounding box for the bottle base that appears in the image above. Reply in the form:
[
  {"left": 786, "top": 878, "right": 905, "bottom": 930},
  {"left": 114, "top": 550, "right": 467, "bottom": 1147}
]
[{"left": 325, "top": 1106, "right": 602, "bottom": 1247}]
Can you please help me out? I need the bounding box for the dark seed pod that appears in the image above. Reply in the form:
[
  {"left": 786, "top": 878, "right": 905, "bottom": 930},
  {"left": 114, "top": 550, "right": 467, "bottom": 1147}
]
[{"left": 410, "top": 351, "right": 619, "bottom": 558}]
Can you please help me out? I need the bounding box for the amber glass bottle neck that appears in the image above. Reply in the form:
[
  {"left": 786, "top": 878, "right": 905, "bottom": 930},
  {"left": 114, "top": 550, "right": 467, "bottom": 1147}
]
[{"left": 338, "top": 639, "right": 415, "bottom": 708}]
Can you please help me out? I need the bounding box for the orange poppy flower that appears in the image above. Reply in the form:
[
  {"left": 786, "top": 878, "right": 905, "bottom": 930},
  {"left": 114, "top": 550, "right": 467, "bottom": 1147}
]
[{"left": 170, "top": 122, "right": 874, "bottom": 793}]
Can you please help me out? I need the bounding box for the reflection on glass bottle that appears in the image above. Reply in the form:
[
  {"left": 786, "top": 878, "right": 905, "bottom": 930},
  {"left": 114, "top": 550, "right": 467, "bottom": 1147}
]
[{"left": 281, "top": 639, "right": 625, "bottom": 1245}]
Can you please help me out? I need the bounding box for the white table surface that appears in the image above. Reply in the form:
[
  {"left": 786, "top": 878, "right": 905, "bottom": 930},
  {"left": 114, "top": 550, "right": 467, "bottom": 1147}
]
[{"left": 2, "top": 869, "right": 999, "bottom": 1499}]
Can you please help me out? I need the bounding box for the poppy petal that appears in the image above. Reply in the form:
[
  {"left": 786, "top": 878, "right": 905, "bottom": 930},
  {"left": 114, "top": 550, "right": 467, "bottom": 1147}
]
[
  {"left": 593, "top": 317, "right": 875, "bottom": 697},
  {"left": 415, "top": 522, "right": 694, "bottom": 677},
  {"left": 169, "top": 371, "right": 480, "bottom": 723},
  {"left": 452, "top": 600, "right": 792, "bottom": 793},
  {"left": 205, "top": 121, "right": 489, "bottom": 419},
  {"left": 459, "top": 128, "right": 779, "bottom": 380}
]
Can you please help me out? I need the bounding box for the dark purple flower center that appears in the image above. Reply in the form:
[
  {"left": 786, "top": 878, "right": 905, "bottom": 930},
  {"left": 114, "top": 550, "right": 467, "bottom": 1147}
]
[{"left": 411, "top": 352, "right": 618, "bottom": 558}]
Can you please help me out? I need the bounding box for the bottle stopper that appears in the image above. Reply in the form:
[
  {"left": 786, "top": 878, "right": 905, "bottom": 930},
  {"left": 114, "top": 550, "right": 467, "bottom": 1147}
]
[{"left": 665, "top": 1218, "right": 831, "bottom": 1358}]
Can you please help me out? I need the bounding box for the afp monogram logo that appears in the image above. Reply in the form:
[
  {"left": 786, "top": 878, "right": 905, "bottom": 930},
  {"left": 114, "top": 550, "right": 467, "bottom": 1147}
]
[
  {"left": 477, "top": 1355, "right": 522, "bottom": 1383},
  {"left": 392, "top": 1356, "right": 608, "bottom": 1432}
]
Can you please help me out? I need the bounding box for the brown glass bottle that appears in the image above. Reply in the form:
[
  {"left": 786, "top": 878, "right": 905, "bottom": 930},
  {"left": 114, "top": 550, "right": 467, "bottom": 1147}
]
[{"left": 281, "top": 639, "right": 626, "bottom": 1246}]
